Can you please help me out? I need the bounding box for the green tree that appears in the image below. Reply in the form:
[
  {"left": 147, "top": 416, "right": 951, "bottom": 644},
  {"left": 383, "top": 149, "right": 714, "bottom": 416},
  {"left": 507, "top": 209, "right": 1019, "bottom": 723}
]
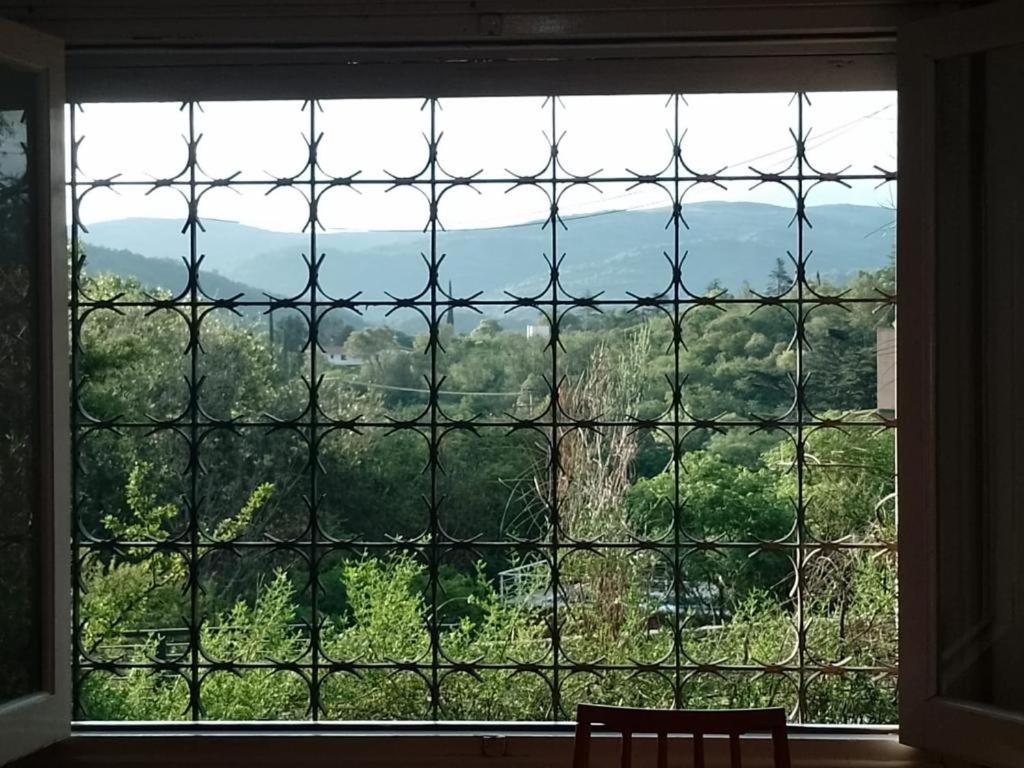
[
  {"left": 76, "top": 259, "right": 899, "bottom": 724},
  {"left": 768, "top": 256, "right": 792, "bottom": 295},
  {"left": 343, "top": 326, "right": 399, "bottom": 359}
]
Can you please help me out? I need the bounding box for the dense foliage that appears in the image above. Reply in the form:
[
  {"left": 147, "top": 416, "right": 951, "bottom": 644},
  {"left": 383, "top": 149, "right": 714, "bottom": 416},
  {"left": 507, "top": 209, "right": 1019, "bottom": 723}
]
[{"left": 76, "top": 259, "right": 896, "bottom": 723}]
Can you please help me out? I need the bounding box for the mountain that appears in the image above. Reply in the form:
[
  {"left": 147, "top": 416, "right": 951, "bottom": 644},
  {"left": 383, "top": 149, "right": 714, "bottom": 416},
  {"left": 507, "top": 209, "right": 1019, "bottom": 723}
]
[
  {"left": 82, "top": 243, "right": 266, "bottom": 300},
  {"left": 80, "top": 243, "right": 368, "bottom": 331},
  {"left": 80, "top": 202, "right": 895, "bottom": 317}
]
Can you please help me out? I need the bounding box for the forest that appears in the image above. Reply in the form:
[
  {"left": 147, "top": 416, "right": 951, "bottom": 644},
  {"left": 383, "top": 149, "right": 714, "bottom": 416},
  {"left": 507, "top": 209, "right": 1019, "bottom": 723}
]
[{"left": 74, "top": 256, "right": 897, "bottom": 723}]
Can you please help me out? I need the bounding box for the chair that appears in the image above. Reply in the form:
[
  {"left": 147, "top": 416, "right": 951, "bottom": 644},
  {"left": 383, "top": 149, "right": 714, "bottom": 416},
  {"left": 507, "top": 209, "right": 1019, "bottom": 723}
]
[{"left": 572, "top": 704, "right": 791, "bottom": 768}]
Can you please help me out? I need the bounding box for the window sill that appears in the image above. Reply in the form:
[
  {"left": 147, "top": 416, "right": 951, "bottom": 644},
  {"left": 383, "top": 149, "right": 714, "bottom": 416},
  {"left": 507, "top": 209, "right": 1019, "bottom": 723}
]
[{"left": 17, "top": 726, "right": 936, "bottom": 768}]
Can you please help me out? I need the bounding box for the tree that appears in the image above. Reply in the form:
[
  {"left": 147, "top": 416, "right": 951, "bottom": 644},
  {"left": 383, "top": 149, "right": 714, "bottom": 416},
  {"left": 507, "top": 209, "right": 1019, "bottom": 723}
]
[
  {"left": 342, "top": 326, "right": 399, "bottom": 360},
  {"left": 75, "top": 259, "right": 899, "bottom": 724},
  {"left": 275, "top": 312, "right": 308, "bottom": 354},
  {"left": 678, "top": 303, "right": 794, "bottom": 421},
  {"left": 76, "top": 272, "right": 311, "bottom": 539},
  {"left": 470, "top": 318, "right": 502, "bottom": 339},
  {"left": 627, "top": 450, "right": 792, "bottom": 619},
  {"left": 768, "top": 256, "right": 792, "bottom": 295}
]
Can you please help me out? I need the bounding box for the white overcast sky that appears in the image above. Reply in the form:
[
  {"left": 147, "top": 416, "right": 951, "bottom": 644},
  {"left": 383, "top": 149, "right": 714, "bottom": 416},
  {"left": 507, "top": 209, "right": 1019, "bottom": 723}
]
[{"left": 68, "top": 91, "right": 896, "bottom": 233}]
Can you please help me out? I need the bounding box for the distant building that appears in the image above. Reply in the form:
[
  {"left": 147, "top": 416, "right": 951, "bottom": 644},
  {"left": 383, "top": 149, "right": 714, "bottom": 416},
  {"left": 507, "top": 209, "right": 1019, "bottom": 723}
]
[
  {"left": 322, "top": 345, "right": 362, "bottom": 367},
  {"left": 876, "top": 325, "right": 896, "bottom": 414},
  {"left": 526, "top": 324, "right": 550, "bottom": 341}
]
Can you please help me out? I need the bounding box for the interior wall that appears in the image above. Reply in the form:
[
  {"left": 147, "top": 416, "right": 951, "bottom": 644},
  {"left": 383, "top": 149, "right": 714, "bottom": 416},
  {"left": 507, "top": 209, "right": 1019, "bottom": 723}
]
[{"left": 0, "top": 0, "right": 968, "bottom": 47}]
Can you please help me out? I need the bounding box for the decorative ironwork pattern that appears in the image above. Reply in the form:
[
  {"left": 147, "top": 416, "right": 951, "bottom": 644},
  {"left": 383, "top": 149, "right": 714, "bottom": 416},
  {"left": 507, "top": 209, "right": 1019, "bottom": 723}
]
[{"left": 69, "top": 94, "right": 898, "bottom": 723}]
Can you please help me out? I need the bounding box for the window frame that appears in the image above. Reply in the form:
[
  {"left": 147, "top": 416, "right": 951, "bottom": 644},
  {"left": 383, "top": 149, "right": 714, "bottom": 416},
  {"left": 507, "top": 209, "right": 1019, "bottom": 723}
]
[
  {"left": 0, "top": 15, "right": 70, "bottom": 767},
  {"left": 22, "top": 728, "right": 926, "bottom": 768},
  {"left": 7, "top": 2, "right": 947, "bottom": 761},
  {"left": 62, "top": 39, "right": 898, "bottom": 103}
]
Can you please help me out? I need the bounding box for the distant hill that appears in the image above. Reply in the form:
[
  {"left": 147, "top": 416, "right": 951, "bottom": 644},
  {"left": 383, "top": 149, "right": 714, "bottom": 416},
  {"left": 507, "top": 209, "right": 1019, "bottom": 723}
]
[
  {"left": 82, "top": 243, "right": 266, "bottom": 300},
  {"left": 80, "top": 243, "right": 367, "bottom": 329},
  {"left": 80, "top": 202, "right": 895, "bottom": 320}
]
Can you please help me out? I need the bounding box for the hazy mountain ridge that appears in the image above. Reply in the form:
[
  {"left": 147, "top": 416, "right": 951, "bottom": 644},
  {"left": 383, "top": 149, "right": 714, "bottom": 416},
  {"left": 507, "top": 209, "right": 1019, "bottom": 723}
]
[
  {"left": 80, "top": 202, "right": 895, "bottom": 312},
  {"left": 82, "top": 243, "right": 268, "bottom": 300}
]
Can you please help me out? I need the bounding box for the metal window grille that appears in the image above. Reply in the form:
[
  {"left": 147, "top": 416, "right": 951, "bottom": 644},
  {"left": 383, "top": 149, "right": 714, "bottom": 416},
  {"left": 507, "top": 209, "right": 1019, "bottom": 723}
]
[{"left": 69, "top": 94, "right": 897, "bottom": 723}]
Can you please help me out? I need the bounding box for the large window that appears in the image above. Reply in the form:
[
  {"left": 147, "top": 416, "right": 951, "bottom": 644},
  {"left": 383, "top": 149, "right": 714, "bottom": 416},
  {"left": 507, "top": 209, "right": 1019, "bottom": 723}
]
[{"left": 68, "top": 92, "right": 897, "bottom": 724}]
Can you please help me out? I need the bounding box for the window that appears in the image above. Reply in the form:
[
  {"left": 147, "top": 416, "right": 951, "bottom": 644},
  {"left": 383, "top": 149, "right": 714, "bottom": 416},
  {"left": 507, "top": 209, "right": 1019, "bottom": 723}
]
[
  {"left": 67, "top": 91, "right": 898, "bottom": 724},
  {"left": 12, "top": 4, "right": 1024, "bottom": 767},
  {"left": 0, "top": 18, "right": 69, "bottom": 767}
]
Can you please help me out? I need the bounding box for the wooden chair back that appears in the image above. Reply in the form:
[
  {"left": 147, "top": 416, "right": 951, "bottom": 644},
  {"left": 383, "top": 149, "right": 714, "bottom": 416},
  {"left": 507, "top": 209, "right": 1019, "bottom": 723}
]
[{"left": 572, "top": 705, "right": 791, "bottom": 768}]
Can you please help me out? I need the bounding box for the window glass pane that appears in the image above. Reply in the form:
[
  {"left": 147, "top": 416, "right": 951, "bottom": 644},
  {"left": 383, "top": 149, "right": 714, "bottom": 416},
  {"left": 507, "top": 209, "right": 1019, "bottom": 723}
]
[
  {"left": 936, "top": 42, "right": 1024, "bottom": 712},
  {"left": 68, "top": 91, "right": 897, "bottom": 724},
  {"left": 0, "top": 63, "right": 42, "bottom": 705}
]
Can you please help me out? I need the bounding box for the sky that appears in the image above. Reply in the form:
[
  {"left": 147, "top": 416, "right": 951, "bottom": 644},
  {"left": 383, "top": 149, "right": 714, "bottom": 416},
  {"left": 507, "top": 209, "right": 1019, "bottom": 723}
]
[{"left": 67, "top": 91, "right": 897, "bottom": 233}]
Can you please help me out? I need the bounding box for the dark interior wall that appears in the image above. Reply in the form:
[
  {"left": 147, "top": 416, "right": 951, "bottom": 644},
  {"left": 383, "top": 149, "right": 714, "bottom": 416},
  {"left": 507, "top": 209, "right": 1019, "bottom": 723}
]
[{"left": 0, "top": 0, "right": 965, "bottom": 47}]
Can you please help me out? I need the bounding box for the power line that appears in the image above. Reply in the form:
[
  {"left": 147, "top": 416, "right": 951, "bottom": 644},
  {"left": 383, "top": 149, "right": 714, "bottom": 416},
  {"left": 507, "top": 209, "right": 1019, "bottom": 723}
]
[
  {"left": 317, "top": 103, "right": 896, "bottom": 235},
  {"left": 721, "top": 103, "right": 895, "bottom": 172},
  {"left": 423, "top": 103, "right": 898, "bottom": 228}
]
